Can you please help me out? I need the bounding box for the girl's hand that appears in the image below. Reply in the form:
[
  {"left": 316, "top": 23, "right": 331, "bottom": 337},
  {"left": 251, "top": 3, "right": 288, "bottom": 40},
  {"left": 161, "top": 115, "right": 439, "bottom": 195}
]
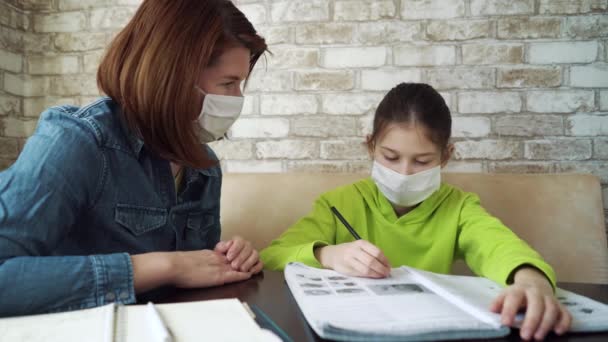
[
  {"left": 214, "top": 236, "right": 263, "bottom": 274},
  {"left": 314, "top": 240, "right": 391, "bottom": 278},
  {"left": 490, "top": 267, "right": 571, "bottom": 340}
]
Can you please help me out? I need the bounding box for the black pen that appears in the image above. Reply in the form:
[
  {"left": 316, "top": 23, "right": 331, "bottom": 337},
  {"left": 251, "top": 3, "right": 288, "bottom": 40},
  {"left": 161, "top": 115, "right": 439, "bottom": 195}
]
[{"left": 330, "top": 206, "right": 362, "bottom": 240}]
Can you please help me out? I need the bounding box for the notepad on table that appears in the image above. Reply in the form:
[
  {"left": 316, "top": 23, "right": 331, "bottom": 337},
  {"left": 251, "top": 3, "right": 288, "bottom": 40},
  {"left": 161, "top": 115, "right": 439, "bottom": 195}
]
[
  {"left": 0, "top": 298, "right": 276, "bottom": 342},
  {"left": 285, "top": 262, "right": 608, "bottom": 342}
]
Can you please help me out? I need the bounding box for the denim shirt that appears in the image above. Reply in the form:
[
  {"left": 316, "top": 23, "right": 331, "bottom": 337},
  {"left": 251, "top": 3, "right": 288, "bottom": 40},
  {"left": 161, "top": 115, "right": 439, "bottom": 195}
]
[{"left": 0, "top": 97, "right": 222, "bottom": 317}]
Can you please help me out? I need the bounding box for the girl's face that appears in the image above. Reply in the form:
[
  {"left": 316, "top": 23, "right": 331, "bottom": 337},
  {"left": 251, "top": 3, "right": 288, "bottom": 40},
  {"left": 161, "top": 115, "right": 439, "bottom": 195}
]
[
  {"left": 371, "top": 123, "right": 452, "bottom": 176},
  {"left": 198, "top": 45, "right": 250, "bottom": 97}
]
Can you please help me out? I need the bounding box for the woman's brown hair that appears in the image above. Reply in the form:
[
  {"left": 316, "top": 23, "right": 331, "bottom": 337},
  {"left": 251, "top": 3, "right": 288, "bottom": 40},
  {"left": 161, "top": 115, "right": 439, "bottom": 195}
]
[{"left": 98, "top": 0, "right": 267, "bottom": 169}]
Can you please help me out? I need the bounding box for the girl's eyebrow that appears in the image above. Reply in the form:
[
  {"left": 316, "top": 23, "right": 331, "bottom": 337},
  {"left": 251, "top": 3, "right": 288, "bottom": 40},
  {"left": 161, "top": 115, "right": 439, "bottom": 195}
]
[{"left": 380, "top": 146, "right": 435, "bottom": 157}]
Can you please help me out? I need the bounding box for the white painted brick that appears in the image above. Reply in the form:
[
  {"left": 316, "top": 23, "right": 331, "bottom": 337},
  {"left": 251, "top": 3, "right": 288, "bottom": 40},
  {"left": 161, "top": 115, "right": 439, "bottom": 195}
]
[
  {"left": 529, "top": 41, "right": 598, "bottom": 64},
  {"left": 567, "top": 115, "right": 608, "bottom": 136},
  {"left": 23, "top": 32, "right": 53, "bottom": 54},
  {"left": 33, "top": 12, "right": 86, "bottom": 33},
  {"left": 320, "top": 139, "right": 368, "bottom": 159},
  {"left": 90, "top": 7, "right": 136, "bottom": 30},
  {"left": 356, "top": 22, "right": 423, "bottom": 44},
  {"left": 292, "top": 116, "right": 358, "bottom": 138},
  {"left": 23, "top": 97, "right": 76, "bottom": 118},
  {"left": 83, "top": 50, "right": 104, "bottom": 74},
  {"left": 241, "top": 96, "right": 257, "bottom": 116},
  {"left": 229, "top": 118, "right": 289, "bottom": 138},
  {"left": 557, "top": 161, "right": 608, "bottom": 183},
  {"left": 488, "top": 161, "right": 555, "bottom": 173},
  {"left": 334, "top": 0, "right": 396, "bottom": 21},
  {"left": 401, "top": 0, "right": 465, "bottom": 19},
  {"left": 565, "top": 15, "right": 608, "bottom": 39},
  {"left": 54, "top": 32, "right": 113, "bottom": 52},
  {"left": 601, "top": 91, "right": 608, "bottom": 110},
  {"left": 525, "top": 139, "right": 592, "bottom": 160},
  {"left": 596, "top": 139, "right": 608, "bottom": 159},
  {"left": 361, "top": 69, "right": 422, "bottom": 91},
  {"left": 266, "top": 47, "right": 318, "bottom": 69},
  {"left": 471, "top": 0, "right": 534, "bottom": 15},
  {"left": 256, "top": 140, "right": 318, "bottom": 159},
  {"left": 0, "top": 49, "right": 22, "bottom": 73},
  {"left": 0, "top": 94, "right": 20, "bottom": 116},
  {"left": 462, "top": 44, "right": 523, "bottom": 65},
  {"left": 452, "top": 117, "right": 491, "bottom": 138},
  {"left": 246, "top": 70, "right": 292, "bottom": 92},
  {"left": 604, "top": 187, "right": 608, "bottom": 209},
  {"left": 28, "top": 55, "right": 79, "bottom": 75},
  {"left": 443, "top": 161, "right": 484, "bottom": 173},
  {"left": 359, "top": 114, "right": 374, "bottom": 136},
  {"left": 294, "top": 71, "right": 355, "bottom": 91},
  {"left": 285, "top": 160, "right": 350, "bottom": 173},
  {"left": 458, "top": 92, "right": 521, "bottom": 113},
  {"left": 207, "top": 140, "right": 253, "bottom": 160},
  {"left": 270, "top": 0, "right": 329, "bottom": 23},
  {"left": 321, "top": 93, "right": 383, "bottom": 115},
  {"left": 295, "top": 23, "right": 355, "bottom": 44},
  {"left": 259, "top": 26, "right": 291, "bottom": 45},
  {"left": 571, "top": 64, "right": 608, "bottom": 87},
  {"left": 4, "top": 74, "right": 50, "bottom": 97},
  {"left": 539, "top": 0, "right": 607, "bottom": 14},
  {"left": 425, "top": 68, "right": 495, "bottom": 90},
  {"left": 527, "top": 91, "right": 595, "bottom": 113},
  {"left": 394, "top": 45, "right": 455, "bottom": 66},
  {"left": 321, "top": 47, "right": 386, "bottom": 68},
  {"left": 495, "top": 115, "right": 564, "bottom": 136},
  {"left": 260, "top": 94, "right": 317, "bottom": 115},
  {"left": 239, "top": 4, "right": 266, "bottom": 25},
  {"left": 50, "top": 75, "right": 99, "bottom": 96},
  {"left": 59, "top": 0, "right": 111, "bottom": 10},
  {"left": 2, "top": 117, "right": 38, "bottom": 138},
  {"left": 224, "top": 160, "right": 283, "bottom": 173},
  {"left": 427, "top": 19, "right": 492, "bottom": 41},
  {"left": 454, "top": 140, "right": 521, "bottom": 160}
]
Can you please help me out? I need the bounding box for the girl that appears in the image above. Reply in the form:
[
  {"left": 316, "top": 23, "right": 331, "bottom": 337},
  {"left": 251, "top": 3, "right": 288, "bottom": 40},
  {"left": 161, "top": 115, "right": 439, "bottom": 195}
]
[
  {"left": 0, "top": 0, "right": 266, "bottom": 316},
  {"left": 260, "top": 83, "right": 571, "bottom": 341}
]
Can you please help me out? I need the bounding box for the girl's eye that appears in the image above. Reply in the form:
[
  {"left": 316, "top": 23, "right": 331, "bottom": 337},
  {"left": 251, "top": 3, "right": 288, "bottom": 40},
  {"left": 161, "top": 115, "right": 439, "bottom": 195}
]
[
  {"left": 415, "top": 160, "right": 431, "bottom": 165},
  {"left": 221, "top": 82, "right": 235, "bottom": 87},
  {"left": 384, "top": 155, "right": 398, "bottom": 161}
]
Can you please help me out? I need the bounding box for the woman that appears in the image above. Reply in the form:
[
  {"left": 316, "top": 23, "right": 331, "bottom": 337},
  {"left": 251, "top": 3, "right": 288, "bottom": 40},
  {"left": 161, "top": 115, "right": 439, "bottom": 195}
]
[{"left": 0, "top": 0, "right": 266, "bottom": 316}]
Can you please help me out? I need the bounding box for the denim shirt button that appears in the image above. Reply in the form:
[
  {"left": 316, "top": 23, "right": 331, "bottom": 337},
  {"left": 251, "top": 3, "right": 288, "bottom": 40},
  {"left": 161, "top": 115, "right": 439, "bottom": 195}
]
[
  {"left": 105, "top": 292, "right": 116, "bottom": 301},
  {"left": 119, "top": 291, "right": 130, "bottom": 300}
]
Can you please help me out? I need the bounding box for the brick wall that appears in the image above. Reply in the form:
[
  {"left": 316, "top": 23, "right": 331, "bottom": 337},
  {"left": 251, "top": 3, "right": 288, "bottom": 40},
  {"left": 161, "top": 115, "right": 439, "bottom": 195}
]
[{"left": 0, "top": 0, "right": 607, "bottom": 225}]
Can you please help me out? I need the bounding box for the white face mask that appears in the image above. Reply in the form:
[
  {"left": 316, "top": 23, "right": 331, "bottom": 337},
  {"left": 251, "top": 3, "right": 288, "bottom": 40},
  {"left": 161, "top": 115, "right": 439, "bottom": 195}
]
[
  {"left": 371, "top": 161, "right": 441, "bottom": 207},
  {"left": 196, "top": 87, "right": 244, "bottom": 142}
]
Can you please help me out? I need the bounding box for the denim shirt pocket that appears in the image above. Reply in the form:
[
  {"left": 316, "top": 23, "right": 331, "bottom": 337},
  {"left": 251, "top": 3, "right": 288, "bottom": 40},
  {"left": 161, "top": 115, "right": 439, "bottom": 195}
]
[
  {"left": 115, "top": 204, "right": 167, "bottom": 236},
  {"left": 185, "top": 212, "right": 218, "bottom": 249}
]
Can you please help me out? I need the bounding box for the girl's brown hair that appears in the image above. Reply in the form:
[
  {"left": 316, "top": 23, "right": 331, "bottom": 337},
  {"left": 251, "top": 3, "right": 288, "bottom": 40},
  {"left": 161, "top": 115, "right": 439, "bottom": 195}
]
[
  {"left": 98, "top": 0, "right": 267, "bottom": 169},
  {"left": 367, "top": 83, "right": 452, "bottom": 153}
]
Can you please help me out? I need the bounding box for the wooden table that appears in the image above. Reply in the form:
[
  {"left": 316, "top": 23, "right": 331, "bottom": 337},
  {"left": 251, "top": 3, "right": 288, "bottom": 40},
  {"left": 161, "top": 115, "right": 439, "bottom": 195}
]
[{"left": 159, "top": 271, "right": 608, "bottom": 341}]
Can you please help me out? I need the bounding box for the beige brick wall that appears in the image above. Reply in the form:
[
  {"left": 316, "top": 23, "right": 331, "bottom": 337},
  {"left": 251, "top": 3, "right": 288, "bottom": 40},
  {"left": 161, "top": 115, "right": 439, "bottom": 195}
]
[{"left": 0, "top": 0, "right": 607, "bottom": 225}]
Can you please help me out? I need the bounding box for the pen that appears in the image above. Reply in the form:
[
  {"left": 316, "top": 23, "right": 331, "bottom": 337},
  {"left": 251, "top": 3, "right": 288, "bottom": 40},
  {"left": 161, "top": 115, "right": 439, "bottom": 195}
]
[
  {"left": 250, "top": 304, "right": 294, "bottom": 342},
  {"left": 146, "top": 302, "right": 174, "bottom": 342},
  {"left": 330, "top": 206, "right": 362, "bottom": 240}
]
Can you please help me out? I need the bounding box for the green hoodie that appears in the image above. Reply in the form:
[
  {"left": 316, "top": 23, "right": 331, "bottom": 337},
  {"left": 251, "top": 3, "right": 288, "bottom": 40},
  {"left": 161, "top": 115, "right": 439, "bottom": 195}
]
[{"left": 260, "top": 178, "right": 556, "bottom": 288}]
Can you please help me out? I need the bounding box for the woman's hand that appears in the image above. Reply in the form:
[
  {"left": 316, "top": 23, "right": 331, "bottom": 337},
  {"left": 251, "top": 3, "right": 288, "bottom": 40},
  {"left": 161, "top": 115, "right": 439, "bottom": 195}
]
[
  {"left": 490, "top": 267, "right": 571, "bottom": 340},
  {"left": 131, "top": 250, "right": 252, "bottom": 292},
  {"left": 214, "top": 236, "right": 263, "bottom": 274},
  {"left": 314, "top": 240, "right": 391, "bottom": 278}
]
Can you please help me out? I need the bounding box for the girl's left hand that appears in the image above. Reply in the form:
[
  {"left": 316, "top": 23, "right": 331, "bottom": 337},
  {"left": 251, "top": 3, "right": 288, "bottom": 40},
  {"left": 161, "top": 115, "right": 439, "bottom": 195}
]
[
  {"left": 214, "top": 236, "right": 263, "bottom": 274},
  {"left": 490, "top": 267, "right": 571, "bottom": 341}
]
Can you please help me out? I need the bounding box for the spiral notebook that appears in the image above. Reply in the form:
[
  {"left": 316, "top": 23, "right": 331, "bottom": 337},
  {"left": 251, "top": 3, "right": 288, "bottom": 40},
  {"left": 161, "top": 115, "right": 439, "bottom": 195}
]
[{"left": 0, "top": 298, "right": 276, "bottom": 342}]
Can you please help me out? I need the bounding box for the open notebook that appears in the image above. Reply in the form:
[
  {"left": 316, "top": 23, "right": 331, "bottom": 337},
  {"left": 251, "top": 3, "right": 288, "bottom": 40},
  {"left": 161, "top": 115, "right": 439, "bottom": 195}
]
[
  {"left": 0, "top": 298, "right": 278, "bottom": 342},
  {"left": 285, "top": 262, "right": 608, "bottom": 342}
]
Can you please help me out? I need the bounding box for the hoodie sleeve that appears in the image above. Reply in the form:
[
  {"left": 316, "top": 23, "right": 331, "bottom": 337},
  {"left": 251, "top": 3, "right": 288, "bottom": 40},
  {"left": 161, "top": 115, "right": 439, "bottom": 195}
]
[
  {"left": 260, "top": 196, "right": 337, "bottom": 271},
  {"left": 456, "top": 193, "right": 556, "bottom": 289}
]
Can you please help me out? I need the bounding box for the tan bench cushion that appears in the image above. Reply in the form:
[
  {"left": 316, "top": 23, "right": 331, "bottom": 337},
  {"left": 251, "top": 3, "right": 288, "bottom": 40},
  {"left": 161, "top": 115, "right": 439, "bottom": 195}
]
[{"left": 220, "top": 173, "right": 608, "bottom": 284}]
